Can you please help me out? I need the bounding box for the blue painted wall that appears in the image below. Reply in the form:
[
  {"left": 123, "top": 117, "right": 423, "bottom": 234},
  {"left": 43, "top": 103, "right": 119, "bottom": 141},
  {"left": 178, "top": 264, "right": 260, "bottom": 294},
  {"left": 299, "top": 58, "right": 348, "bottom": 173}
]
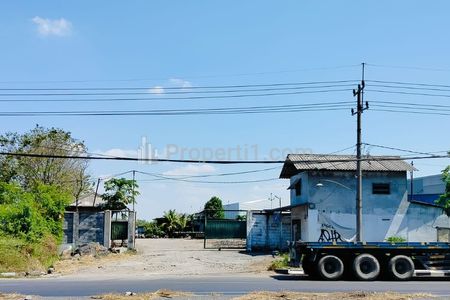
[{"left": 289, "top": 170, "right": 450, "bottom": 242}]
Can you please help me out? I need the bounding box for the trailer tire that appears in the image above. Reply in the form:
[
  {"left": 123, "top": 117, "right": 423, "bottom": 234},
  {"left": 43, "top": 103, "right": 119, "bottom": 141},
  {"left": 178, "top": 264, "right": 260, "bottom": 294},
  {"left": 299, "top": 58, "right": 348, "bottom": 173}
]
[
  {"left": 388, "top": 255, "right": 414, "bottom": 280},
  {"left": 352, "top": 254, "right": 380, "bottom": 280},
  {"left": 317, "top": 255, "right": 344, "bottom": 280}
]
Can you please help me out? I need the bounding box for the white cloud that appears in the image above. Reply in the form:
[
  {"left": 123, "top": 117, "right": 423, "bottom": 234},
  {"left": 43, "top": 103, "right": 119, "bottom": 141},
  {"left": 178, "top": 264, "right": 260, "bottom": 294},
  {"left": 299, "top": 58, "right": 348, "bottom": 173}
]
[
  {"left": 147, "top": 79, "right": 191, "bottom": 95},
  {"left": 32, "top": 16, "right": 72, "bottom": 37},
  {"left": 163, "top": 164, "right": 216, "bottom": 176},
  {"left": 148, "top": 86, "right": 165, "bottom": 94},
  {"left": 97, "top": 148, "right": 138, "bottom": 158},
  {"left": 169, "top": 78, "right": 192, "bottom": 89}
]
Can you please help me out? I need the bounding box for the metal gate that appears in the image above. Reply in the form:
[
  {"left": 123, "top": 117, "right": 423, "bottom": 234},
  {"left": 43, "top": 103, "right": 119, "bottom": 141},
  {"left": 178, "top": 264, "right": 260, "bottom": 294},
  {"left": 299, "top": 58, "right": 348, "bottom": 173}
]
[
  {"left": 204, "top": 218, "right": 246, "bottom": 249},
  {"left": 111, "top": 221, "right": 128, "bottom": 240}
]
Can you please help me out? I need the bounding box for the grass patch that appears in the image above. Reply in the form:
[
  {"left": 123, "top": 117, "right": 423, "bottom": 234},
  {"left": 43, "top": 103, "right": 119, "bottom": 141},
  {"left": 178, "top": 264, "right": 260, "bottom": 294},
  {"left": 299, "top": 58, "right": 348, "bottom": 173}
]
[
  {"left": 233, "top": 291, "right": 433, "bottom": 300},
  {"left": 267, "top": 253, "right": 290, "bottom": 271},
  {"left": 0, "top": 235, "right": 58, "bottom": 273}
]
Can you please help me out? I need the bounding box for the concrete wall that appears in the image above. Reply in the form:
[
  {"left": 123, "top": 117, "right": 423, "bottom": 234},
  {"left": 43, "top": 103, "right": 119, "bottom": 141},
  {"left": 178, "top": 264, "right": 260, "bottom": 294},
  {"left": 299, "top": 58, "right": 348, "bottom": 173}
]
[
  {"left": 78, "top": 211, "right": 105, "bottom": 244},
  {"left": 63, "top": 212, "right": 74, "bottom": 244},
  {"left": 247, "top": 212, "right": 291, "bottom": 251},
  {"left": 62, "top": 211, "right": 108, "bottom": 249}
]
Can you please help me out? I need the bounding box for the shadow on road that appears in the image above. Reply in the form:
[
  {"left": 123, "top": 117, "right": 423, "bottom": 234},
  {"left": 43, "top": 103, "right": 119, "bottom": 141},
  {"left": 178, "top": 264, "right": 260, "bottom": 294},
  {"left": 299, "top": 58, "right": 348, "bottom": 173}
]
[{"left": 270, "top": 274, "right": 450, "bottom": 282}]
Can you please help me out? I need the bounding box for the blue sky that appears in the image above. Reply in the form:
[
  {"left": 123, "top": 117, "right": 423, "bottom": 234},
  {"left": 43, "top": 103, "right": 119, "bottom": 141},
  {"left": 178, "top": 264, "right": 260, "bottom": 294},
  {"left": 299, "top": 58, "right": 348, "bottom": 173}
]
[{"left": 0, "top": 1, "right": 449, "bottom": 219}]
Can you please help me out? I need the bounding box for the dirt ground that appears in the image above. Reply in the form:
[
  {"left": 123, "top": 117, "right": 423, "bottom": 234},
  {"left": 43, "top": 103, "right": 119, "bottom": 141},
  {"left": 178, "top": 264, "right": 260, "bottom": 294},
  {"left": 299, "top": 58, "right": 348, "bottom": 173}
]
[
  {"left": 91, "top": 291, "right": 434, "bottom": 300},
  {"left": 0, "top": 291, "right": 434, "bottom": 300},
  {"left": 56, "top": 238, "right": 274, "bottom": 279}
]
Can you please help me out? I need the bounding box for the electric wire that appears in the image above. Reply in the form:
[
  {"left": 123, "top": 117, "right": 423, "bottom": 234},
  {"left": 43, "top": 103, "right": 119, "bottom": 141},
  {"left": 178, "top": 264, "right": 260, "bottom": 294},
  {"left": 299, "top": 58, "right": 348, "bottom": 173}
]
[
  {"left": 371, "top": 108, "right": 450, "bottom": 116},
  {"left": 366, "top": 89, "right": 450, "bottom": 99},
  {"left": 0, "top": 102, "right": 354, "bottom": 117},
  {"left": 365, "top": 63, "right": 450, "bottom": 73},
  {"left": 0, "top": 88, "right": 353, "bottom": 103},
  {"left": 0, "top": 151, "right": 447, "bottom": 164},
  {"left": 0, "top": 65, "right": 361, "bottom": 84},
  {"left": 0, "top": 80, "right": 359, "bottom": 91},
  {"left": 362, "top": 143, "right": 447, "bottom": 157}
]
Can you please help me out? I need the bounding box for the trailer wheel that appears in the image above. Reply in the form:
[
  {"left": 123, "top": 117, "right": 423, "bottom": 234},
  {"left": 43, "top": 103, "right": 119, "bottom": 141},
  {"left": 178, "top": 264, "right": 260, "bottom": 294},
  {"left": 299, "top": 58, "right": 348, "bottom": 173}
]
[
  {"left": 352, "top": 254, "right": 380, "bottom": 280},
  {"left": 388, "top": 255, "right": 414, "bottom": 280},
  {"left": 317, "top": 255, "right": 344, "bottom": 280}
]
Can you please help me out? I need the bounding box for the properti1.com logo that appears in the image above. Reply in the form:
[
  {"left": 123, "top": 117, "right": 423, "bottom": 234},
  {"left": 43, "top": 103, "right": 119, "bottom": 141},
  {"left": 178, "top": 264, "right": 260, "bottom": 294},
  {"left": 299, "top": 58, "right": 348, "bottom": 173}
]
[{"left": 137, "top": 136, "right": 312, "bottom": 164}]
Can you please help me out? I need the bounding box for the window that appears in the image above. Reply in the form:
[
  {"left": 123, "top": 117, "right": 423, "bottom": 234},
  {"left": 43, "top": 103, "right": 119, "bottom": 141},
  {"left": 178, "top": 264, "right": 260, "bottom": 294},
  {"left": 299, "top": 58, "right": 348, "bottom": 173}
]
[
  {"left": 372, "top": 183, "right": 391, "bottom": 195},
  {"left": 295, "top": 180, "right": 302, "bottom": 196}
]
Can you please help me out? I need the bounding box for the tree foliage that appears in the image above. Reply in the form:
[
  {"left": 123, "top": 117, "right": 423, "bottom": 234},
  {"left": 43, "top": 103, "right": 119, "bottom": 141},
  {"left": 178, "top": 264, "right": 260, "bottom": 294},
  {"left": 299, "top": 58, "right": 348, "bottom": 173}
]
[
  {"left": 158, "top": 210, "right": 192, "bottom": 237},
  {"left": 0, "top": 125, "right": 92, "bottom": 199},
  {"left": 160, "top": 209, "right": 181, "bottom": 237},
  {"left": 0, "top": 182, "right": 71, "bottom": 242},
  {"left": 136, "top": 219, "right": 164, "bottom": 238},
  {"left": 436, "top": 165, "right": 450, "bottom": 216},
  {"left": 204, "top": 196, "right": 225, "bottom": 219},
  {"left": 101, "top": 178, "right": 139, "bottom": 210}
]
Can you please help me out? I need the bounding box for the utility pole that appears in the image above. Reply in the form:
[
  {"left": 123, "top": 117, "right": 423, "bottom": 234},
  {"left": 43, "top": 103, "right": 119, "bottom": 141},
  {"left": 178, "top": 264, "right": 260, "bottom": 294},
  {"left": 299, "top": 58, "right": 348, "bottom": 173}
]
[
  {"left": 92, "top": 178, "right": 101, "bottom": 207},
  {"left": 352, "top": 63, "right": 368, "bottom": 242},
  {"left": 410, "top": 161, "right": 414, "bottom": 201},
  {"left": 132, "top": 170, "right": 136, "bottom": 212}
]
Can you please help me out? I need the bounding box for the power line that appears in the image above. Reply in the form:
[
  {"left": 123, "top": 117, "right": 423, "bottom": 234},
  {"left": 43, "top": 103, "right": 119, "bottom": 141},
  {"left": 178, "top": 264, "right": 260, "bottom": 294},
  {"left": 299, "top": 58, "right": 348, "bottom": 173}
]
[
  {"left": 0, "top": 65, "right": 360, "bottom": 84},
  {"left": 373, "top": 101, "right": 450, "bottom": 108},
  {"left": 367, "top": 79, "right": 450, "bottom": 89},
  {"left": 326, "top": 145, "right": 356, "bottom": 155},
  {"left": 368, "top": 84, "right": 450, "bottom": 93},
  {"left": 0, "top": 151, "right": 447, "bottom": 164},
  {"left": 0, "top": 102, "right": 354, "bottom": 117},
  {"left": 0, "top": 84, "right": 356, "bottom": 96},
  {"left": 371, "top": 104, "right": 450, "bottom": 112},
  {"left": 0, "top": 88, "right": 353, "bottom": 103},
  {"left": 0, "top": 80, "right": 359, "bottom": 91},
  {"left": 371, "top": 108, "right": 450, "bottom": 116},
  {"left": 362, "top": 143, "right": 447, "bottom": 157},
  {"left": 366, "top": 63, "right": 450, "bottom": 73},
  {"left": 136, "top": 166, "right": 280, "bottom": 179},
  {"left": 366, "top": 89, "right": 450, "bottom": 99},
  {"left": 135, "top": 172, "right": 279, "bottom": 184}
]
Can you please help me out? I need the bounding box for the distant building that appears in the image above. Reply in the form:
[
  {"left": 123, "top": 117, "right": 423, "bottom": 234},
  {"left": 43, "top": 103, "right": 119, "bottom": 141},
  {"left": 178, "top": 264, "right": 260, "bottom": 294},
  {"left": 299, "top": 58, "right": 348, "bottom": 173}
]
[
  {"left": 223, "top": 199, "right": 274, "bottom": 219},
  {"left": 280, "top": 154, "right": 450, "bottom": 243},
  {"left": 408, "top": 174, "right": 445, "bottom": 206},
  {"left": 66, "top": 193, "right": 106, "bottom": 212}
]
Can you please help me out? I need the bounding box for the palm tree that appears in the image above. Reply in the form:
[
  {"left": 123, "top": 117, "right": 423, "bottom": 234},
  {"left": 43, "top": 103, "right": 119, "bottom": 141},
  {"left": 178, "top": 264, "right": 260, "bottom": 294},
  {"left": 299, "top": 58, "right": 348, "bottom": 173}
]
[
  {"left": 177, "top": 213, "right": 189, "bottom": 232},
  {"left": 161, "top": 209, "right": 180, "bottom": 237}
]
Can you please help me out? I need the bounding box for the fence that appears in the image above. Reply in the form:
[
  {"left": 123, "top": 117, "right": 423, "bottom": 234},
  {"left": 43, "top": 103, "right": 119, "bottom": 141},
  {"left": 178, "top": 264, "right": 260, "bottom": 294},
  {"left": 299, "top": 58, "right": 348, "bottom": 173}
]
[
  {"left": 62, "top": 210, "right": 135, "bottom": 251},
  {"left": 203, "top": 210, "right": 248, "bottom": 249}
]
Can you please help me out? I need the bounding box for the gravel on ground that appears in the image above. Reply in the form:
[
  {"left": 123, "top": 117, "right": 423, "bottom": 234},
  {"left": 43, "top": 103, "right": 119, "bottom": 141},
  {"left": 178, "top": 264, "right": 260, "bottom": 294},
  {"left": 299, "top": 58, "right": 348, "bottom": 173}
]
[{"left": 56, "top": 238, "right": 274, "bottom": 279}]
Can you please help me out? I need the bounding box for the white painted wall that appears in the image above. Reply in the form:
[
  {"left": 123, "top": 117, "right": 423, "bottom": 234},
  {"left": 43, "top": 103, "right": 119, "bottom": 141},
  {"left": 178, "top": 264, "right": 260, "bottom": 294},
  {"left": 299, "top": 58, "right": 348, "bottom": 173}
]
[{"left": 290, "top": 170, "right": 450, "bottom": 243}]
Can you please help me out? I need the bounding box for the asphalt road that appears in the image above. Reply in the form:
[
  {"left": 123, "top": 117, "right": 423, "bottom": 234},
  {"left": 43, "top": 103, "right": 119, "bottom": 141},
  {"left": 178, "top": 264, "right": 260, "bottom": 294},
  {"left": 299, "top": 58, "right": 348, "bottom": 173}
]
[{"left": 0, "top": 275, "right": 449, "bottom": 298}]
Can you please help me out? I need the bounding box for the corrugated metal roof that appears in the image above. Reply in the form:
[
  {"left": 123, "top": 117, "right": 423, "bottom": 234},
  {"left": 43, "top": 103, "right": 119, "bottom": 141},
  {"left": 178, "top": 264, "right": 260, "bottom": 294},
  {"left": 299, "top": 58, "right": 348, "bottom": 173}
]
[{"left": 279, "top": 154, "right": 415, "bottom": 178}]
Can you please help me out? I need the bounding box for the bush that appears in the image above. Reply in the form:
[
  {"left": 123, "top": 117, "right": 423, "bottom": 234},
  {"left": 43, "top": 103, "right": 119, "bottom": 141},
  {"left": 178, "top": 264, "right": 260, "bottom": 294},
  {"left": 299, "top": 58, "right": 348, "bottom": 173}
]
[
  {"left": 0, "top": 234, "right": 58, "bottom": 273},
  {"left": 0, "top": 182, "right": 70, "bottom": 242},
  {"left": 268, "top": 253, "right": 290, "bottom": 270},
  {"left": 386, "top": 236, "right": 406, "bottom": 243}
]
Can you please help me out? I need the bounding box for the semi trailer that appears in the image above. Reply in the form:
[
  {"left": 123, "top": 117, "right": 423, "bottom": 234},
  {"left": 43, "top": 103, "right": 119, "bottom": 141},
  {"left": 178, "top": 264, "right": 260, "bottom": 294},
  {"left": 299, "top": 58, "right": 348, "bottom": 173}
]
[{"left": 290, "top": 241, "right": 450, "bottom": 280}]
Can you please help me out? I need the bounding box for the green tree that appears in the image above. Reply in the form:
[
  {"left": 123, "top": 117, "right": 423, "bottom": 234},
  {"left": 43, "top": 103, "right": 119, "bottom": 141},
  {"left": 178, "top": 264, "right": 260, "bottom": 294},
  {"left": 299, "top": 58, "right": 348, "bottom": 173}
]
[
  {"left": 101, "top": 178, "right": 139, "bottom": 210},
  {"left": 0, "top": 125, "right": 92, "bottom": 198},
  {"left": 436, "top": 164, "right": 450, "bottom": 216},
  {"left": 204, "top": 196, "right": 225, "bottom": 219},
  {"left": 0, "top": 182, "right": 71, "bottom": 242},
  {"left": 136, "top": 219, "right": 164, "bottom": 238},
  {"left": 177, "top": 213, "right": 189, "bottom": 231},
  {"left": 160, "top": 209, "right": 181, "bottom": 237}
]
